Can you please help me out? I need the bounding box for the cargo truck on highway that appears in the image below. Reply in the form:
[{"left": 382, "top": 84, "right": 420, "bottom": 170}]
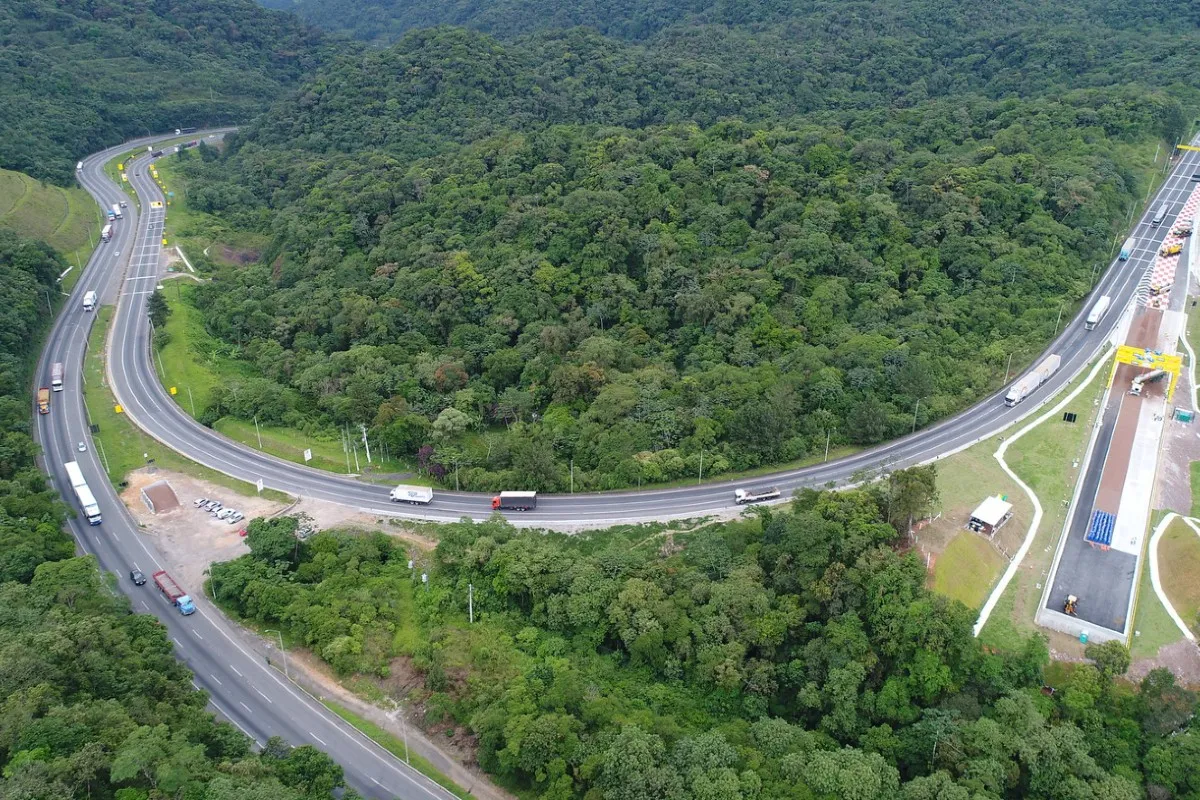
[
  {"left": 111, "top": 203, "right": 122, "bottom": 219},
  {"left": 1152, "top": 203, "right": 1169, "bottom": 226},
  {"left": 1084, "top": 296, "right": 1111, "bottom": 330},
  {"left": 100, "top": 224, "right": 112, "bottom": 242},
  {"left": 1119, "top": 238, "right": 1134, "bottom": 261},
  {"left": 389, "top": 485, "right": 434, "bottom": 504},
  {"left": 152, "top": 571, "right": 196, "bottom": 615},
  {"left": 64, "top": 461, "right": 102, "bottom": 525},
  {"left": 82, "top": 290, "right": 97, "bottom": 311},
  {"left": 36, "top": 387, "right": 50, "bottom": 414},
  {"left": 734, "top": 487, "right": 781, "bottom": 504},
  {"left": 492, "top": 491, "right": 537, "bottom": 510},
  {"left": 51, "top": 362, "right": 64, "bottom": 391},
  {"left": 1004, "top": 354, "right": 1061, "bottom": 407},
  {"left": 105, "top": 208, "right": 115, "bottom": 221}
]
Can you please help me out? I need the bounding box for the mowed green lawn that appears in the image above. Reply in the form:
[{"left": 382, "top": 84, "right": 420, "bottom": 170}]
[
  {"left": 933, "top": 533, "right": 1007, "bottom": 609},
  {"left": 0, "top": 167, "right": 102, "bottom": 289},
  {"left": 1158, "top": 518, "right": 1200, "bottom": 639}
]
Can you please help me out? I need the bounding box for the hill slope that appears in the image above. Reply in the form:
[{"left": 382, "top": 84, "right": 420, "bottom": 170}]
[{"left": 0, "top": 0, "right": 331, "bottom": 185}]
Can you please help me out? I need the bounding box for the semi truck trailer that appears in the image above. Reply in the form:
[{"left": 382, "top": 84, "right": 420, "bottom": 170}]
[
  {"left": 64, "top": 461, "right": 102, "bottom": 525},
  {"left": 734, "top": 487, "right": 781, "bottom": 504},
  {"left": 1084, "top": 296, "right": 1111, "bottom": 331},
  {"left": 51, "top": 362, "right": 64, "bottom": 392},
  {"left": 82, "top": 291, "right": 97, "bottom": 311},
  {"left": 492, "top": 491, "right": 537, "bottom": 510},
  {"left": 1004, "top": 354, "right": 1061, "bottom": 407},
  {"left": 389, "top": 485, "right": 434, "bottom": 504}
]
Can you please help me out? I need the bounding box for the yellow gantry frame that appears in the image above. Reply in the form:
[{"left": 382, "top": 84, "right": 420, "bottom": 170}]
[{"left": 1107, "top": 345, "right": 1183, "bottom": 401}]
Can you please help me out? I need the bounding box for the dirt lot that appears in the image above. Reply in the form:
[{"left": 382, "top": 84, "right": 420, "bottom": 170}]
[{"left": 1129, "top": 639, "right": 1200, "bottom": 687}]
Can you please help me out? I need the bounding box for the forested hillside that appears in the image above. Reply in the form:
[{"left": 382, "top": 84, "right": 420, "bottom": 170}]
[
  {"left": 210, "top": 486, "right": 1200, "bottom": 800},
  {"left": 0, "top": 0, "right": 331, "bottom": 184},
  {"left": 260, "top": 0, "right": 1200, "bottom": 45},
  {"left": 171, "top": 2, "right": 1197, "bottom": 489}
]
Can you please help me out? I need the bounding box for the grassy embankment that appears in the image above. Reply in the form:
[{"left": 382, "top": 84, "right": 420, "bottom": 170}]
[
  {"left": 0, "top": 167, "right": 102, "bottom": 292},
  {"left": 81, "top": 305, "right": 289, "bottom": 502},
  {"left": 1157, "top": 518, "right": 1200, "bottom": 638}
]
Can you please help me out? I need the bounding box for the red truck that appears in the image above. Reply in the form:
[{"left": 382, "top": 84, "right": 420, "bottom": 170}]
[{"left": 152, "top": 570, "right": 196, "bottom": 615}]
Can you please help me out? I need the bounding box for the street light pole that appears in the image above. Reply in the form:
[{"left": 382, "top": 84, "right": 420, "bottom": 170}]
[
  {"left": 265, "top": 629, "right": 289, "bottom": 679},
  {"left": 912, "top": 398, "right": 921, "bottom": 434}
]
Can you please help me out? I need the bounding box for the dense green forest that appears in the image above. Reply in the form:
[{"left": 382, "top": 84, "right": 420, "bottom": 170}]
[
  {"left": 258, "top": 0, "right": 1200, "bottom": 46},
  {"left": 0, "top": 228, "right": 357, "bottom": 798},
  {"left": 169, "top": 5, "right": 1197, "bottom": 489},
  {"left": 211, "top": 481, "right": 1200, "bottom": 800},
  {"left": 0, "top": 0, "right": 332, "bottom": 184}
]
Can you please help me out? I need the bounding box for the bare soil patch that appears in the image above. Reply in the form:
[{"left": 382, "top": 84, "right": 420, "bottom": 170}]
[
  {"left": 218, "top": 244, "right": 260, "bottom": 265},
  {"left": 1129, "top": 639, "right": 1200, "bottom": 688}
]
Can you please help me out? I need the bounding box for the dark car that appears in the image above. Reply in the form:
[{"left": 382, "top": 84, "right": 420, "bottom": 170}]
[
  {"left": 130, "top": 569, "right": 147, "bottom": 586},
  {"left": 1192, "top": 173, "right": 1200, "bottom": 181}
]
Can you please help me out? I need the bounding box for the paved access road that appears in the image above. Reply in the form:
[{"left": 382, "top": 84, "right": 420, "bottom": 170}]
[
  {"left": 101, "top": 139, "right": 1200, "bottom": 525},
  {"left": 37, "top": 135, "right": 458, "bottom": 800}
]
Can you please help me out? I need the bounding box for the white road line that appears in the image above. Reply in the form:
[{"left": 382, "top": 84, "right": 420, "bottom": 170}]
[
  {"left": 140, "top": 600, "right": 149, "bottom": 610},
  {"left": 210, "top": 674, "right": 222, "bottom": 685},
  {"left": 231, "top": 666, "right": 243, "bottom": 678},
  {"left": 211, "top": 697, "right": 261, "bottom": 745},
  {"left": 172, "top": 637, "right": 182, "bottom": 648},
  {"left": 192, "top": 629, "right": 203, "bottom": 640},
  {"left": 310, "top": 732, "right": 327, "bottom": 746},
  {"left": 255, "top": 687, "right": 272, "bottom": 703},
  {"left": 371, "top": 778, "right": 383, "bottom": 787},
  {"left": 239, "top": 701, "right": 252, "bottom": 713}
]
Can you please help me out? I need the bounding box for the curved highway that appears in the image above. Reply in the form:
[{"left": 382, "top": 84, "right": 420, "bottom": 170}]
[
  {"left": 97, "top": 137, "right": 1200, "bottom": 525},
  {"left": 36, "top": 134, "right": 458, "bottom": 800}
]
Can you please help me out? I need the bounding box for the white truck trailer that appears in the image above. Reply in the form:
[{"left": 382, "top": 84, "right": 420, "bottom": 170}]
[
  {"left": 1004, "top": 354, "right": 1061, "bottom": 407},
  {"left": 734, "top": 487, "right": 781, "bottom": 504},
  {"left": 389, "top": 485, "right": 434, "bottom": 504}
]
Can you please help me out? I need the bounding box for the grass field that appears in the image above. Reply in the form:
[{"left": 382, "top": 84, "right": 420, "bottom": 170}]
[
  {"left": 933, "top": 533, "right": 1007, "bottom": 609},
  {"left": 968, "top": 356, "right": 1109, "bottom": 652},
  {"left": 319, "top": 700, "right": 477, "bottom": 800},
  {"left": 1156, "top": 518, "right": 1200, "bottom": 639},
  {"left": 0, "top": 166, "right": 102, "bottom": 289},
  {"left": 82, "top": 305, "right": 289, "bottom": 502}
]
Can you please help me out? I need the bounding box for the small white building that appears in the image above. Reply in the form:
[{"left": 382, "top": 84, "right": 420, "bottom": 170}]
[{"left": 967, "top": 496, "right": 1013, "bottom": 536}]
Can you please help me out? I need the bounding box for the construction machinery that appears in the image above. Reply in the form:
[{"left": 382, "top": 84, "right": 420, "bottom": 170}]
[
  {"left": 1063, "top": 595, "right": 1078, "bottom": 616},
  {"left": 1130, "top": 368, "right": 1168, "bottom": 397},
  {"left": 1174, "top": 222, "right": 1193, "bottom": 237},
  {"left": 1160, "top": 242, "right": 1182, "bottom": 257}
]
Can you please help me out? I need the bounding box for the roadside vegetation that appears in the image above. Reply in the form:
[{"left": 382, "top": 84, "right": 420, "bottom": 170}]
[
  {"left": 0, "top": 167, "right": 102, "bottom": 290},
  {"left": 1157, "top": 518, "right": 1200, "bottom": 639},
  {"left": 209, "top": 482, "right": 1200, "bottom": 800}
]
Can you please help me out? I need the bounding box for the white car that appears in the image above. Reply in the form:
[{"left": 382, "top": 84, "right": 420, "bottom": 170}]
[
  {"left": 226, "top": 512, "right": 244, "bottom": 524},
  {"left": 76, "top": 441, "right": 87, "bottom": 452},
  {"left": 216, "top": 508, "right": 237, "bottom": 521},
  {"left": 194, "top": 497, "right": 208, "bottom": 508}
]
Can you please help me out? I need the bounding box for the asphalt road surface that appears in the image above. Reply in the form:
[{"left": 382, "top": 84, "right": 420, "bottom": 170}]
[
  {"left": 37, "top": 134, "right": 457, "bottom": 800},
  {"left": 97, "top": 140, "right": 1200, "bottom": 525}
]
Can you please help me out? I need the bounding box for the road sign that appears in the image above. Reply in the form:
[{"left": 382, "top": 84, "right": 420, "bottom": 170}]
[
  {"left": 114, "top": 404, "right": 123, "bottom": 414},
  {"left": 169, "top": 386, "right": 177, "bottom": 395},
  {"left": 256, "top": 478, "right": 264, "bottom": 494},
  {"left": 303, "top": 448, "right": 312, "bottom": 462}
]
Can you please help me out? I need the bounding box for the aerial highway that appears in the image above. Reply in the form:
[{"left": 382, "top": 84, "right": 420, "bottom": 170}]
[
  {"left": 41, "top": 129, "right": 1200, "bottom": 800},
  {"left": 97, "top": 138, "right": 1200, "bottom": 524},
  {"left": 36, "top": 135, "right": 458, "bottom": 800}
]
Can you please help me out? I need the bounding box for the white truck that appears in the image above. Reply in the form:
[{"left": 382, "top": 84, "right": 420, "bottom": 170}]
[
  {"left": 100, "top": 224, "right": 112, "bottom": 242},
  {"left": 389, "top": 485, "right": 434, "bottom": 504},
  {"left": 51, "top": 362, "right": 64, "bottom": 392},
  {"left": 1084, "top": 296, "right": 1111, "bottom": 331},
  {"left": 111, "top": 203, "right": 122, "bottom": 219},
  {"left": 734, "top": 487, "right": 781, "bottom": 504},
  {"left": 1004, "top": 354, "right": 1061, "bottom": 407},
  {"left": 64, "top": 461, "right": 102, "bottom": 525},
  {"left": 82, "top": 290, "right": 98, "bottom": 312}
]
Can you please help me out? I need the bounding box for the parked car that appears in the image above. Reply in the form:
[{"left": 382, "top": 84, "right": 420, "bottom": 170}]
[
  {"left": 226, "top": 512, "right": 244, "bottom": 524},
  {"left": 194, "top": 497, "right": 208, "bottom": 507},
  {"left": 207, "top": 502, "right": 224, "bottom": 514},
  {"left": 130, "top": 569, "right": 146, "bottom": 586},
  {"left": 203, "top": 500, "right": 222, "bottom": 512},
  {"left": 237, "top": 528, "right": 248, "bottom": 537},
  {"left": 216, "top": 508, "right": 236, "bottom": 520}
]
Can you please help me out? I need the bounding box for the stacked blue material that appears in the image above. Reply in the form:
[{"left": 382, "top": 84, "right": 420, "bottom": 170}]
[{"left": 1085, "top": 510, "right": 1116, "bottom": 546}]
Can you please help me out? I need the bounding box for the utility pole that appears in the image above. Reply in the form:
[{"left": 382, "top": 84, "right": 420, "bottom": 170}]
[
  {"left": 186, "top": 385, "right": 196, "bottom": 417},
  {"left": 342, "top": 427, "right": 351, "bottom": 474},
  {"left": 44, "top": 289, "right": 52, "bottom": 315},
  {"left": 253, "top": 415, "right": 262, "bottom": 449},
  {"left": 1004, "top": 352, "right": 1014, "bottom": 384},
  {"left": 698, "top": 449, "right": 704, "bottom": 484},
  {"left": 468, "top": 584, "right": 474, "bottom": 624},
  {"left": 360, "top": 423, "right": 372, "bottom": 463},
  {"left": 265, "top": 629, "right": 289, "bottom": 679},
  {"left": 570, "top": 459, "right": 574, "bottom": 493},
  {"left": 95, "top": 438, "right": 110, "bottom": 475},
  {"left": 1053, "top": 302, "right": 1064, "bottom": 336},
  {"left": 824, "top": 428, "right": 832, "bottom": 462},
  {"left": 912, "top": 398, "right": 921, "bottom": 434}
]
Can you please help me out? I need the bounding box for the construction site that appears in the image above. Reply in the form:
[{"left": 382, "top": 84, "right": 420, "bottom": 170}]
[{"left": 1038, "top": 182, "right": 1200, "bottom": 643}]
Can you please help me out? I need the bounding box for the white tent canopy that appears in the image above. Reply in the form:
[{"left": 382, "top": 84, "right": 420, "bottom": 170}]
[{"left": 970, "top": 496, "right": 1012, "bottom": 528}]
